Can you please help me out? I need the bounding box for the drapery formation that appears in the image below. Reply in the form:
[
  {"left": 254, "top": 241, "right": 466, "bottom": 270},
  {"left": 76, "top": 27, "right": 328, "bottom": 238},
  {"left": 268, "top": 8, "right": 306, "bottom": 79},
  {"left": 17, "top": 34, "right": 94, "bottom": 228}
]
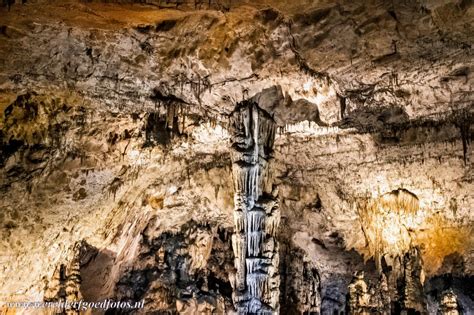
[{"left": 229, "top": 101, "right": 280, "bottom": 314}]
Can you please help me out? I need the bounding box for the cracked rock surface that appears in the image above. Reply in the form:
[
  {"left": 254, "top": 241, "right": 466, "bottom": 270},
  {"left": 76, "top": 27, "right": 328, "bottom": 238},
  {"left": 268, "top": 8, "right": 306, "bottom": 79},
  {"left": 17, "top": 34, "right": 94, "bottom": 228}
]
[{"left": 0, "top": 0, "right": 473, "bottom": 314}]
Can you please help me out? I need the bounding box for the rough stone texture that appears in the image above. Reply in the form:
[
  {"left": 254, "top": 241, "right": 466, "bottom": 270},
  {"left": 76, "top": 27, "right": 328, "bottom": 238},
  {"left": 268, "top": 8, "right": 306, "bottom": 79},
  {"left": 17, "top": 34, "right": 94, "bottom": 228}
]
[
  {"left": 439, "top": 290, "right": 460, "bottom": 315},
  {"left": 0, "top": 0, "right": 473, "bottom": 314},
  {"left": 347, "top": 271, "right": 370, "bottom": 315},
  {"left": 280, "top": 247, "right": 322, "bottom": 314}
]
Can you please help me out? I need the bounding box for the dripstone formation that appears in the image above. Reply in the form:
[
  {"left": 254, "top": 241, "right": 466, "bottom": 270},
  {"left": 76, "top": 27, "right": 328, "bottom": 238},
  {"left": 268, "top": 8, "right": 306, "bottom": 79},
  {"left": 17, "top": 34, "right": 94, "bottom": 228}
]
[
  {"left": 229, "top": 101, "right": 280, "bottom": 314},
  {"left": 400, "top": 247, "right": 427, "bottom": 314},
  {"left": 346, "top": 247, "right": 429, "bottom": 315},
  {"left": 0, "top": 0, "right": 473, "bottom": 314},
  {"left": 43, "top": 245, "right": 82, "bottom": 315},
  {"left": 439, "top": 290, "right": 460, "bottom": 315}
]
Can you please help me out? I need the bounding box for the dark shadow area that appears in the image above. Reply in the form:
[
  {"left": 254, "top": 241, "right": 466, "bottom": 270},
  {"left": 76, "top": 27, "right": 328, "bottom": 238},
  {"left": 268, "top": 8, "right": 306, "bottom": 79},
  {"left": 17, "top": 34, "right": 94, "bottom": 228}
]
[
  {"left": 250, "top": 85, "right": 327, "bottom": 126},
  {"left": 338, "top": 106, "right": 473, "bottom": 163},
  {"left": 79, "top": 242, "right": 117, "bottom": 301},
  {"left": 93, "top": 221, "right": 235, "bottom": 314},
  {"left": 425, "top": 274, "right": 474, "bottom": 314}
]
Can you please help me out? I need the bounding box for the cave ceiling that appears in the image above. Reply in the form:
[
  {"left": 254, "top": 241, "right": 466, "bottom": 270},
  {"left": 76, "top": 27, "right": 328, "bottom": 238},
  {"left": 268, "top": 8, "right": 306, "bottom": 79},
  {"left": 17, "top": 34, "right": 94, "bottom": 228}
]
[{"left": 0, "top": 0, "right": 473, "bottom": 314}]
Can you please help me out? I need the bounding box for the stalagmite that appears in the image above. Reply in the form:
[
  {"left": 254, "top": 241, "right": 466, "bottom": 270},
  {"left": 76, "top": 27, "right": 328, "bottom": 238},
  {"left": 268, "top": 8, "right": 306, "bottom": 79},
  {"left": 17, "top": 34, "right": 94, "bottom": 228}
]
[
  {"left": 43, "top": 246, "right": 83, "bottom": 314},
  {"left": 400, "top": 247, "right": 427, "bottom": 314},
  {"left": 439, "top": 290, "right": 460, "bottom": 315},
  {"left": 347, "top": 271, "right": 370, "bottom": 315},
  {"left": 229, "top": 100, "right": 280, "bottom": 314},
  {"left": 379, "top": 273, "right": 391, "bottom": 315},
  {"left": 43, "top": 265, "right": 65, "bottom": 303},
  {"left": 65, "top": 251, "right": 82, "bottom": 315}
]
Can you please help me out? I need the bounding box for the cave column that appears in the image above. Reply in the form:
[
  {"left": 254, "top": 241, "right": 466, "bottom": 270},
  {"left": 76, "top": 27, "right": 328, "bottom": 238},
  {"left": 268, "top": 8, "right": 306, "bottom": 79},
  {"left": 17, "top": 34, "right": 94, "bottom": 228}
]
[{"left": 229, "top": 101, "right": 280, "bottom": 314}]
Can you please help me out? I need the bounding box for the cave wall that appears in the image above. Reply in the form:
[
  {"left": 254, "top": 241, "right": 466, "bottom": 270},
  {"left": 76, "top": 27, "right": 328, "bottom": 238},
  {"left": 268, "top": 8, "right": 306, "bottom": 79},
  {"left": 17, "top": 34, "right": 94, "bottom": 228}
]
[{"left": 0, "top": 0, "right": 473, "bottom": 314}]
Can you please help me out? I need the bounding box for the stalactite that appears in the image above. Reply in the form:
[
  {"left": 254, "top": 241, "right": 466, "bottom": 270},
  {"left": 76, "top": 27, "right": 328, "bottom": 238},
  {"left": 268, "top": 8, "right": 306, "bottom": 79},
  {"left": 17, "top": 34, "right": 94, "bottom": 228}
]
[
  {"left": 247, "top": 210, "right": 265, "bottom": 233},
  {"left": 247, "top": 273, "right": 268, "bottom": 299},
  {"left": 457, "top": 115, "right": 471, "bottom": 165},
  {"left": 229, "top": 100, "right": 280, "bottom": 314},
  {"left": 234, "top": 210, "right": 246, "bottom": 233},
  {"left": 247, "top": 231, "right": 264, "bottom": 256},
  {"left": 232, "top": 233, "right": 246, "bottom": 291},
  {"left": 246, "top": 258, "right": 270, "bottom": 274},
  {"left": 357, "top": 188, "right": 421, "bottom": 272}
]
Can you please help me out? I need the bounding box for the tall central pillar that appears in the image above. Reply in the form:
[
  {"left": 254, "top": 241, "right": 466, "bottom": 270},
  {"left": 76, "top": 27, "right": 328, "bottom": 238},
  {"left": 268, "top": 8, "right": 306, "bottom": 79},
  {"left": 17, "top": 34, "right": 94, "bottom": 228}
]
[{"left": 229, "top": 100, "right": 280, "bottom": 314}]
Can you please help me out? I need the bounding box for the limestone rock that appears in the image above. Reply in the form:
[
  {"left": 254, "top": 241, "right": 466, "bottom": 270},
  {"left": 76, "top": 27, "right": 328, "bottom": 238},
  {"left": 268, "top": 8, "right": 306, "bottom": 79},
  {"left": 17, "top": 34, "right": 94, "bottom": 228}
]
[
  {"left": 0, "top": 0, "right": 473, "bottom": 314},
  {"left": 439, "top": 290, "right": 460, "bottom": 315}
]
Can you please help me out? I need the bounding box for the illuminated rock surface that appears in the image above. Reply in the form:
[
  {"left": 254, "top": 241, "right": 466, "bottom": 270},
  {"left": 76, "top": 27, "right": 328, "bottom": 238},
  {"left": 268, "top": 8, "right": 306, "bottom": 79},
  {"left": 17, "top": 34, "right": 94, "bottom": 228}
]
[{"left": 0, "top": 0, "right": 472, "bottom": 314}]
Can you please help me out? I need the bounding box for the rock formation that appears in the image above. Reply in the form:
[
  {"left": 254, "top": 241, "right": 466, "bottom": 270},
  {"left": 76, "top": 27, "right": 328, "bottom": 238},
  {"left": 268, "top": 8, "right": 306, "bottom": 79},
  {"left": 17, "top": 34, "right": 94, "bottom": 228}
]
[
  {"left": 229, "top": 101, "right": 280, "bottom": 313},
  {"left": 0, "top": 0, "right": 473, "bottom": 314},
  {"left": 43, "top": 244, "right": 83, "bottom": 314},
  {"left": 281, "top": 248, "right": 322, "bottom": 314},
  {"left": 439, "top": 290, "right": 460, "bottom": 315},
  {"left": 347, "top": 271, "right": 371, "bottom": 315},
  {"left": 400, "top": 247, "right": 427, "bottom": 314}
]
